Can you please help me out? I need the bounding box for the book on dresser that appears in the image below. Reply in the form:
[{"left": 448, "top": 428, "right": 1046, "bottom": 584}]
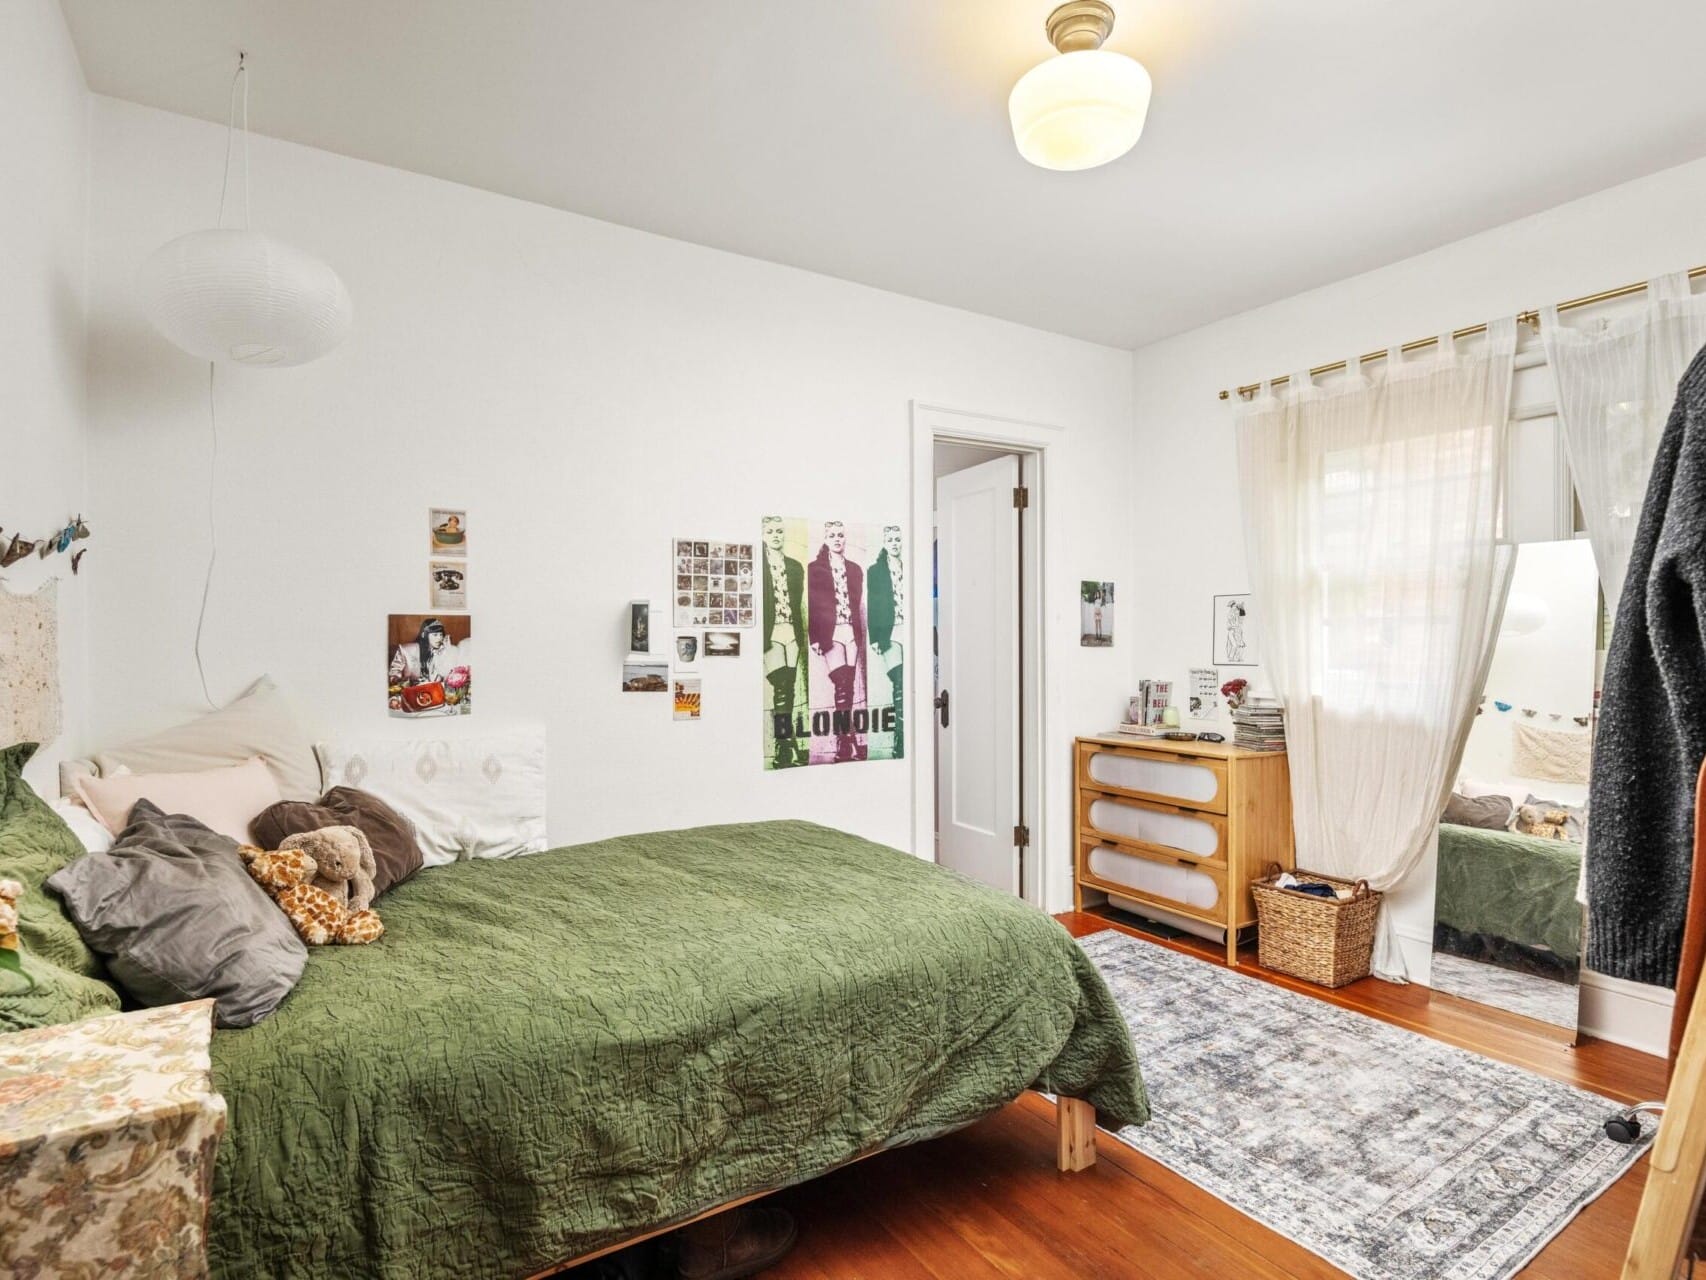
[{"left": 1073, "top": 734, "right": 1295, "bottom": 966}]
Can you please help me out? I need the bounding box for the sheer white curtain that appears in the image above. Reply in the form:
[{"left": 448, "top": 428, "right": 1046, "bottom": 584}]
[
  {"left": 1236, "top": 319, "right": 1517, "bottom": 980},
  {"left": 1542, "top": 272, "right": 1706, "bottom": 610}
]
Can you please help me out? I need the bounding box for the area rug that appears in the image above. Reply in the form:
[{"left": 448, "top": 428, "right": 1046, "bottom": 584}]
[{"left": 1077, "top": 929, "right": 1650, "bottom": 1280}]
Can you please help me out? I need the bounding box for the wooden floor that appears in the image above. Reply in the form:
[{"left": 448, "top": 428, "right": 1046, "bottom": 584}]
[{"left": 749, "top": 910, "right": 1665, "bottom": 1280}]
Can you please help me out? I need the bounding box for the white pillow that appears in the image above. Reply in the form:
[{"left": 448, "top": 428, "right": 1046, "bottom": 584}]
[
  {"left": 315, "top": 729, "right": 547, "bottom": 867},
  {"left": 50, "top": 796, "right": 114, "bottom": 854},
  {"left": 1456, "top": 776, "right": 1531, "bottom": 812}
]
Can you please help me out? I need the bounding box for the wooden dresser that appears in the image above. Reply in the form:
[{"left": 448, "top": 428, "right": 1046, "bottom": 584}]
[{"left": 1073, "top": 735, "right": 1294, "bottom": 965}]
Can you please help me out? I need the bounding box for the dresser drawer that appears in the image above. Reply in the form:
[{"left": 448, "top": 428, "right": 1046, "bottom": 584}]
[
  {"left": 1082, "top": 842, "right": 1227, "bottom": 922},
  {"left": 1080, "top": 743, "right": 1228, "bottom": 814},
  {"left": 1082, "top": 792, "right": 1228, "bottom": 867}
]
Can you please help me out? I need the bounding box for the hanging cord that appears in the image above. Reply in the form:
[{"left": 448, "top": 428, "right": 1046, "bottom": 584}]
[
  {"left": 194, "top": 52, "right": 248, "bottom": 709},
  {"left": 194, "top": 363, "right": 220, "bottom": 709}
]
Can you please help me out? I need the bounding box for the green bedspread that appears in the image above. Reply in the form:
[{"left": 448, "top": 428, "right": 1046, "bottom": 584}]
[
  {"left": 1434, "top": 822, "right": 1583, "bottom": 964},
  {"left": 208, "top": 820, "right": 1146, "bottom": 1278}
]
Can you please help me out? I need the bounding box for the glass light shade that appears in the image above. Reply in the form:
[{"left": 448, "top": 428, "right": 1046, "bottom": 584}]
[
  {"left": 1009, "top": 48, "right": 1152, "bottom": 171},
  {"left": 138, "top": 228, "right": 353, "bottom": 367}
]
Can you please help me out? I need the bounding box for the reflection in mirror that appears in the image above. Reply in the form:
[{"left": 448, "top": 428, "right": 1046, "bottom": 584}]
[{"left": 1432, "top": 539, "right": 1597, "bottom": 1036}]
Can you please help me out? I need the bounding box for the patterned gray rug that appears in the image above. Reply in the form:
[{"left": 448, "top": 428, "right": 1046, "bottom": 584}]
[{"left": 1078, "top": 929, "right": 1650, "bottom": 1280}]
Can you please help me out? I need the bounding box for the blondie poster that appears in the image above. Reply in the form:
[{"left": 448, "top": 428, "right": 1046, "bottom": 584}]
[{"left": 761, "top": 516, "right": 905, "bottom": 769}]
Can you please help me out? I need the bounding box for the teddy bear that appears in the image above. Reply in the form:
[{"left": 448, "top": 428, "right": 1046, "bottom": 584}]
[
  {"left": 280, "top": 825, "right": 378, "bottom": 914},
  {"left": 0, "top": 878, "right": 32, "bottom": 988},
  {"left": 238, "top": 837, "right": 384, "bottom": 946},
  {"left": 1513, "top": 804, "right": 1569, "bottom": 840}
]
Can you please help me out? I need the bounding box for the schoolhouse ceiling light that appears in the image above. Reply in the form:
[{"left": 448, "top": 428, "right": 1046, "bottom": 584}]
[{"left": 1009, "top": 1, "right": 1153, "bottom": 172}]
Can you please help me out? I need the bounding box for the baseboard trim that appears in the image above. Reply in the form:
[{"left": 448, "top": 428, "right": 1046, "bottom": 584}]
[{"left": 1394, "top": 926, "right": 1671, "bottom": 1058}]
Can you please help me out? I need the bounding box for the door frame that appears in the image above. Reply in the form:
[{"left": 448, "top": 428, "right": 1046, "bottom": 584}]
[{"left": 910, "top": 402, "right": 1058, "bottom": 905}]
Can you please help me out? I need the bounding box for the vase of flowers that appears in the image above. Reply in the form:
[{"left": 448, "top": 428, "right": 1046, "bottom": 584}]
[{"left": 1221, "top": 677, "right": 1249, "bottom": 711}]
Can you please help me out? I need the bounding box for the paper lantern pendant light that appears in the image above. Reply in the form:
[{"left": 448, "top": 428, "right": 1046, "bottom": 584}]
[
  {"left": 139, "top": 228, "right": 352, "bottom": 367},
  {"left": 138, "top": 55, "right": 351, "bottom": 367},
  {"left": 1010, "top": 1, "right": 1152, "bottom": 172}
]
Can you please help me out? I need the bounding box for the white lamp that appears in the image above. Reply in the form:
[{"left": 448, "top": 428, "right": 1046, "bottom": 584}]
[
  {"left": 1010, "top": 2, "right": 1152, "bottom": 172},
  {"left": 138, "top": 56, "right": 351, "bottom": 367}
]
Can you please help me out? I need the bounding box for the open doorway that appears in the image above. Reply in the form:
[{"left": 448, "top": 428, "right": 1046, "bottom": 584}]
[{"left": 932, "top": 440, "right": 1039, "bottom": 898}]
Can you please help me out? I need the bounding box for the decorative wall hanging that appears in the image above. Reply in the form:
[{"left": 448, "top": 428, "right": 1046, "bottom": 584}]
[
  {"left": 386, "top": 614, "right": 472, "bottom": 717},
  {"left": 672, "top": 539, "right": 755, "bottom": 629},
  {"left": 429, "top": 509, "right": 467, "bottom": 558},
  {"left": 621, "top": 661, "right": 668, "bottom": 693},
  {"left": 760, "top": 516, "right": 904, "bottom": 769},
  {"left": 428, "top": 561, "right": 466, "bottom": 610},
  {"left": 1511, "top": 722, "right": 1593, "bottom": 785},
  {"left": 1080, "top": 581, "right": 1115, "bottom": 647},
  {"left": 674, "top": 677, "right": 702, "bottom": 721},
  {"left": 0, "top": 580, "right": 63, "bottom": 747},
  {"left": 1212, "top": 593, "right": 1256, "bottom": 666},
  {"left": 673, "top": 634, "right": 700, "bottom": 671},
  {"left": 628, "top": 601, "right": 652, "bottom": 655}
]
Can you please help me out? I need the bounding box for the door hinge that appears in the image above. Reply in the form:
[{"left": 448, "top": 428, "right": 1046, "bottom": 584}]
[
  {"left": 1013, "top": 824, "right": 1030, "bottom": 848},
  {"left": 1013, "top": 485, "right": 1029, "bottom": 510}
]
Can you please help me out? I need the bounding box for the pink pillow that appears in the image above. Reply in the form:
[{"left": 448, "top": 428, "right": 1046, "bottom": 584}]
[{"left": 72, "top": 757, "right": 283, "bottom": 846}]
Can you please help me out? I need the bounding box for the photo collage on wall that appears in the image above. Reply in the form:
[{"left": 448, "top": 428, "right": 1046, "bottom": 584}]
[
  {"left": 759, "top": 516, "right": 904, "bottom": 770},
  {"left": 673, "top": 539, "right": 755, "bottom": 629},
  {"left": 388, "top": 508, "right": 473, "bottom": 717}
]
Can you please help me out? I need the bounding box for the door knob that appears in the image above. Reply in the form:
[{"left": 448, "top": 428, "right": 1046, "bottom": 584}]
[{"left": 934, "top": 689, "right": 950, "bottom": 728}]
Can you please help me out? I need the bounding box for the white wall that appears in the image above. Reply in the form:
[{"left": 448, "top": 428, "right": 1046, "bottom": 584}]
[
  {"left": 0, "top": 1, "right": 89, "bottom": 797},
  {"left": 83, "top": 96, "right": 1135, "bottom": 910},
  {"left": 1129, "top": 154, "right": 1706, "bottom": 1050}
]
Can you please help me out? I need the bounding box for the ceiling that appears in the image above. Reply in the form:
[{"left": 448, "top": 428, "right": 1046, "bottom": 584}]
[{"left": 59, "top": 0, "right": 1706, "bottom": 349}]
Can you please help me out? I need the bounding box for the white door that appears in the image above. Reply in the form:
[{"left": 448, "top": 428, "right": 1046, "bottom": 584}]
[{"left": 935, "top": 454, "right": 1020, "bottom": 895}]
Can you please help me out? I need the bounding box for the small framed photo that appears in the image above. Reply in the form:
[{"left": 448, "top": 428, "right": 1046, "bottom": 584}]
[
  {"left": 674, "top": 633, "right": 700, "bottom": 670},
  {"left": 1213, "top": 594, "right": 1256, "bottom": 666},
  {"left": 428, "top": 560, "right": 466, "bottom": 610},
  {"left": 429, "top": 507, "right": 467, "bottom": 557},
  {"left": 705, "top": 629, "right": 741, "bottom": 658},
  {"left": 621, "top": 661, "right": 669, "bottom": 692},
  {"left": 629, "top": 600, "right": 652, "bottom": 654},
  {"left": 674, "top": 677, "right": 702, "bottom": 720}
]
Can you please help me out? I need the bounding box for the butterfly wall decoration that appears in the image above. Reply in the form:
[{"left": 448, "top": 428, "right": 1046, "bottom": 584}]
[{"left": 0, "top": 517, "right": 89, "bottom": 573}]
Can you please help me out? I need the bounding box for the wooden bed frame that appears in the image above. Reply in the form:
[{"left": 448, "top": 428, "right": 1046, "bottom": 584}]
[{"left": 528, "top": 1093, "right": 1097, "bottom": 1277}]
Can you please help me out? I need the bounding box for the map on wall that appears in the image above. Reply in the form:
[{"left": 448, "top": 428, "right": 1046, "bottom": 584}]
[{"left": 673, "top": 539, "right": 755, "bottom": 629}]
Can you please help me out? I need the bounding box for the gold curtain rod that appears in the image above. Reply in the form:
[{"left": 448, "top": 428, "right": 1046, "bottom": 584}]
[{"left": 1217, "top": 263, "right": 1706, "bottom": 401}]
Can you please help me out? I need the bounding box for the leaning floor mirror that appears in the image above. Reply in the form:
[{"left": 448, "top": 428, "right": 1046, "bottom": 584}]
[{"left": 1432, "top": 539, "right": 1597, "bottom": 1038}]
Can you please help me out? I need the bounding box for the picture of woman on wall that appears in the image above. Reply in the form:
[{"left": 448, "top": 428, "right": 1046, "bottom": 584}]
[{"left": 387, "top": 614, "right": 473, "bottom": 716}]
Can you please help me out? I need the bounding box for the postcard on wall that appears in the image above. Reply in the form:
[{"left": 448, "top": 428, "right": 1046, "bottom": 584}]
[
  {"left": 621, "top": 661, "right": 669, "bottom": 692},
  {"left": 673, "top": 538, "right": 756, "bottom": 629},
  {"left": 629, "top": 600, "right": 652, "bottom": 654},
  {"left": 1188, "top": 666, "right": 1220, "bottom": 720},
  {"left": 1213, "top": 594, "right": 1256, "bottom": 666},
  {"left": 674, "top": 632, "right": 701, "bottom": 670},
  {"left": 674, "top": 677, "right": 702, "bottom": 721},
  {"left": 429, "top": 508, "right": 468, "bottom": 557},
  {"left": 387, "top": 613, "right": 472, "bottom": 717},
  {"left": 428, "top": 560, "right": 467, "bottom": 610},
  {"left": 759, "top": 516, "right": 905, "bottom": 770},
  {"left": 705, "top": 629, "right": 741, "bottom": 658},
  {"left": 1080, "top": 581, "right": 1114, "bottom": 647}
]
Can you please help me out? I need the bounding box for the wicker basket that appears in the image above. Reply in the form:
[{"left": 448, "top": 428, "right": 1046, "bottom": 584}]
[{"left": 1251, "top": 863, "right": 1382, "bottom": 988}]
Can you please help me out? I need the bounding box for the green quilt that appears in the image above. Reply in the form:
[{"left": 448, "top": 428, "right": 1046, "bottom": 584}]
[
  {"left": 208, "top": 820, "right": 1146, "bottom": 1278},
  {"left": 1435, "top": 822, "right": 1583, "bottom": 964}
]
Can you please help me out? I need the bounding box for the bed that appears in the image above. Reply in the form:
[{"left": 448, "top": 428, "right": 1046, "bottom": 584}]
[
  {"left": 207, "top": 819, "right": 1147, "bottom": 1278},
  {"left": 1433, "top": 821, "right": 1582, "bottom": 969}
]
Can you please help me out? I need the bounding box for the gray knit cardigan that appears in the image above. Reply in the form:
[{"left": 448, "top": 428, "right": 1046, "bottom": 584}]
[{"left": 1588, "top": 342, "right": 1706, "bottom": 988}]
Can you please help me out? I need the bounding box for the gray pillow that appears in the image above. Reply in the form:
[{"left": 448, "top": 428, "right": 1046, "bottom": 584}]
[
  {"left": 46, "top": 799, "right": 306, "bottom": 1027},
  {"left": 1441, "top": 791, "right": 1513, "bottom": 830}
]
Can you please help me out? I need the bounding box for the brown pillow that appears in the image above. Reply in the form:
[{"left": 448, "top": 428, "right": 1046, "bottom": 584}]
[
  {"left": 1441, "top": 791, "right": 1513, "bottom": 831},
  {"left": 251, "top": 787, "right": 423, "bottom": 896}
]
